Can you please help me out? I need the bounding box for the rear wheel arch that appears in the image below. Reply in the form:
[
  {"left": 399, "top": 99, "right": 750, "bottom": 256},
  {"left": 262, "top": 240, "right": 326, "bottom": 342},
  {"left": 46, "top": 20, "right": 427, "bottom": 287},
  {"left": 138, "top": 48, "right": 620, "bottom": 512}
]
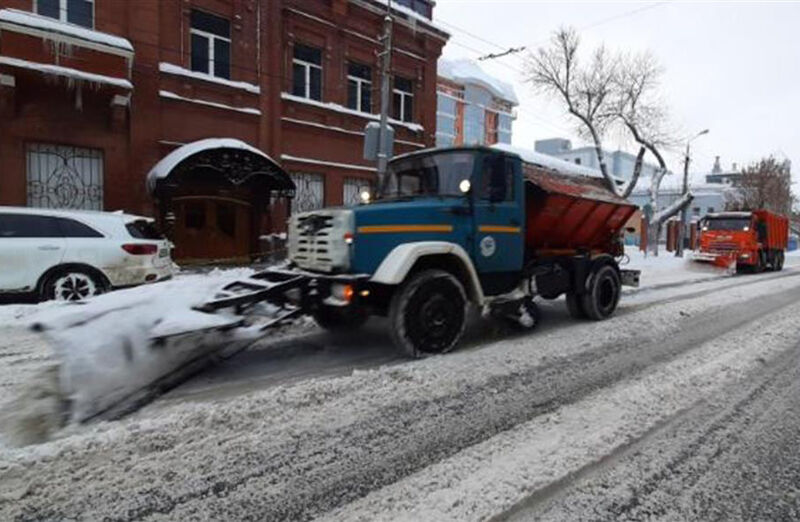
[{"left": 37, "top": 263, "right": 110, "bottom": 298}]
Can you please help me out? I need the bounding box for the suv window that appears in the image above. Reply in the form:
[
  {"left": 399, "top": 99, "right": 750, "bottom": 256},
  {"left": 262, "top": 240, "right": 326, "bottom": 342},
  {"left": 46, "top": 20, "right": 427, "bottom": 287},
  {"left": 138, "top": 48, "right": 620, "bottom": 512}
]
[
  {"left": 126, "top": 220, "right": 164, "bottom": 240},
  {"left": 0, "top": 213, "right": 62, "bottom": 238},
  {"left": 57, "top": 218, "right": 104, "bottom": 238}
]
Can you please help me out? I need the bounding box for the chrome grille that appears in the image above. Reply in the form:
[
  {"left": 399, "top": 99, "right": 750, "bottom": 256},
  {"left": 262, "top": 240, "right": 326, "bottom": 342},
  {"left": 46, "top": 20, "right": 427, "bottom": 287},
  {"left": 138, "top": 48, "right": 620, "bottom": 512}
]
[{"left": 288, "top": 210, "right": 353, "bottom": 273}]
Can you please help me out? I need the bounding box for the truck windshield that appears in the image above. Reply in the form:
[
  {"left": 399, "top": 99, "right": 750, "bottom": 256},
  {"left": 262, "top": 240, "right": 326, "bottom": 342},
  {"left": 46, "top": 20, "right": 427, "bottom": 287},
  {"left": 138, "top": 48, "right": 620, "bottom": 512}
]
[
  {"left": 383, "top": 151, "right": 475, "bottom": 199},
  {"left": 704, "top": 218, "right": 751, "bottom": 231}
]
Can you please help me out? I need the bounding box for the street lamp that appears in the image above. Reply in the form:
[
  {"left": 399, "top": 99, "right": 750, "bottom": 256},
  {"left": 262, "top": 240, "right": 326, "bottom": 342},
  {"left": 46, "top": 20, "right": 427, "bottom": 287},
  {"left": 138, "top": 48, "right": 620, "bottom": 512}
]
[{"left": 676, "top": 129, "right": 710, "bottom": 257}]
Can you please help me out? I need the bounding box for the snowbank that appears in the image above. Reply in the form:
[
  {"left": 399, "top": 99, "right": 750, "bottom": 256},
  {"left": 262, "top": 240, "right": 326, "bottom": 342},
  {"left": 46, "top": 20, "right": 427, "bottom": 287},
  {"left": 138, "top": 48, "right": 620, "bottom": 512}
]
[{"left": 0, "top": 269, "right": 274, "bottom": 442}]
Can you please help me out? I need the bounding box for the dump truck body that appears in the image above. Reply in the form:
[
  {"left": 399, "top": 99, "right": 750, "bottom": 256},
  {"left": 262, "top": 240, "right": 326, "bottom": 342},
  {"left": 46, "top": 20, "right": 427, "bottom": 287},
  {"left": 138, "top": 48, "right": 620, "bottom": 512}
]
[{"left": 696, "top": 210, "right": 788, "bottom": 271}]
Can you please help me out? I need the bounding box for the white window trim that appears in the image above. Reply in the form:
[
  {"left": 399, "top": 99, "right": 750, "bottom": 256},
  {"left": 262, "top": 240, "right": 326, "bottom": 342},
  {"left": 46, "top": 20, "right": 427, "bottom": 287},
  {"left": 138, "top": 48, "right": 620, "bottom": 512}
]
[
  {"left": 34, "top": 0, "right": 95, "bottom": 28},
  {"left": 293, "top": 57, "right": 322, "bottom": 100},
  {"left": 347, "top": 74, "right": 371, "bottom": 113},
  {"left": 393, "top": 85, "right": 414, "bottom": 123},
  {"left": 190, "top": 25, "right": 231, "bottom": 79}
]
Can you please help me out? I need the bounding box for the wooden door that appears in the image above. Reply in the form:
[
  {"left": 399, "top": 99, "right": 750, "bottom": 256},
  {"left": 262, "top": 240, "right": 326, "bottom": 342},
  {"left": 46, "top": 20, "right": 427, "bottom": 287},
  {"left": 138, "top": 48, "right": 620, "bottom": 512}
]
[{"left": 172, "top": 196, "right": 252, "bottom": 263}]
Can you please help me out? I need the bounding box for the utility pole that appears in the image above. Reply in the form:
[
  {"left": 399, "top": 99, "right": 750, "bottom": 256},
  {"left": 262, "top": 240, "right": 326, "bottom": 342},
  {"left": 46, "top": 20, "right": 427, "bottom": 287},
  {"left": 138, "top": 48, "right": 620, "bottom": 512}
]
[
  {"left": 375, "top": 1, "right": 393, "bottom": 197},
  {"left": 676, "top": 128, "right": 709, "bottom": 257}
]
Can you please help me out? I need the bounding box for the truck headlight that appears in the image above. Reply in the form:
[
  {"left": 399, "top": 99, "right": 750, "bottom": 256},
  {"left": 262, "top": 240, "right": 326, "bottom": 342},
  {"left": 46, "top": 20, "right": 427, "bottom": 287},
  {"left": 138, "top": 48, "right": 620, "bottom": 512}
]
[{"left": 331, "top": 283, "right": 354, "bottom": 303}]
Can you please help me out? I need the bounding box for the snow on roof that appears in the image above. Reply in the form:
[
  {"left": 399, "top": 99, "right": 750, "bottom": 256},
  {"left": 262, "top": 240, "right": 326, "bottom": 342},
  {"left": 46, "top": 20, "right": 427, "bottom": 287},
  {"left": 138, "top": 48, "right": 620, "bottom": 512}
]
[
  {"left": 146, "top": 138, "right": 279, "bottom": 193},
  {"left": 438, "top": 58, "right": 518, "bottom": 105},
  {"left": 707, "top": 211, "right": 752, "bottom": 219},
  {"left": 492, "top": 143, "right": 606, "bottom": 179},
  {"left": 0, "top": 9, "right": 133, "bottom": 53},
  {"left": 0, "top": 56, "right": 132, "bottom": 89},
  {"left": 369, "top": 0, "right": 450, "bottom": 38}
]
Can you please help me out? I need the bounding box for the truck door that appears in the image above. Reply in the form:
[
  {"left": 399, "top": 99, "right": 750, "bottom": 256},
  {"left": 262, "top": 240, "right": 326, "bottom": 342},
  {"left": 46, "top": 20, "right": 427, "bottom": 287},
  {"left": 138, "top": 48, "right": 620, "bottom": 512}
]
[{"left": 472, "top": 153, "right": 524, "bottom": 278}]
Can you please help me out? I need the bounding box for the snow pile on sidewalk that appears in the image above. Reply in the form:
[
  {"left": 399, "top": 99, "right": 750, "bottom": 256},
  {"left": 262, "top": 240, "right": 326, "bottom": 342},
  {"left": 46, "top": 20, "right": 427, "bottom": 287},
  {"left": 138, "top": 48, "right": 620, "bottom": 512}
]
[{"left": 0, "top": 269, "right": 269, "bottom": 446}]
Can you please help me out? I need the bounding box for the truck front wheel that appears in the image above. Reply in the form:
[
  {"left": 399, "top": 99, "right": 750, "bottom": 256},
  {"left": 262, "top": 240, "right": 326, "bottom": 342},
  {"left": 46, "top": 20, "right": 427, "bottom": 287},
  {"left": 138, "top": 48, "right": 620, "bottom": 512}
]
[
  {"left": 389, "top": 269, "right": 468, "bottom": 358},
  {"left": 581, "top": 264, "right": 621, "bottom": 320}
]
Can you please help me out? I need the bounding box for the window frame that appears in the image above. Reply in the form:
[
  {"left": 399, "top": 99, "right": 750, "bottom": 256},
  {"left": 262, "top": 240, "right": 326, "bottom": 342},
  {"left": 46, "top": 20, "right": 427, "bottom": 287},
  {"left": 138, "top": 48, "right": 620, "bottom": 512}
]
[
  {"left": 292, "top": 44, "right": 323, "bottom": 101},
  {"left": 35, "top": 0, "right": 95, "bottom": 28},
  {"left": 347, "top": 62, "right": 372, "bottom": 113},
  {"left": 190, "top": 9, "right": 232, "bottom": 80},
  {"left": 393, "top": 76, "right": 414, "bottom": 122}
]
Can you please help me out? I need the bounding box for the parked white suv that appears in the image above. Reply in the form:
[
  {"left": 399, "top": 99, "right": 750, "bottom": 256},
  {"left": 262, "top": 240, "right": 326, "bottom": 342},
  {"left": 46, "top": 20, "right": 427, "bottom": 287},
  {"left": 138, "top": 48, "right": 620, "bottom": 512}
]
[{"left": 0, "top": 207, "right": 174, "bottom": 301}]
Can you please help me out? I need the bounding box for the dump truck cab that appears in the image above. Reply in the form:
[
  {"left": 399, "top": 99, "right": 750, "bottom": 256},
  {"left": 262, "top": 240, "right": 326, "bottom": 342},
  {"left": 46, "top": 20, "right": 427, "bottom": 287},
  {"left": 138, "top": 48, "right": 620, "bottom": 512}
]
[
  {"left": 286, "top": 145, "right": 638, "bottom": 357},
  {"left": 697, "top": 210, "right": 788, "bottom": 272}
]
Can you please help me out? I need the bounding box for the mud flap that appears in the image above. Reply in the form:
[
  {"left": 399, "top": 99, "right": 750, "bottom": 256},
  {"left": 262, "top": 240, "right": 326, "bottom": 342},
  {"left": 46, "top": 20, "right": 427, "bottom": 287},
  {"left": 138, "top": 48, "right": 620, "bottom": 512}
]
[{"left": 620, "top": 269, "right": 641, "bottom": 288}]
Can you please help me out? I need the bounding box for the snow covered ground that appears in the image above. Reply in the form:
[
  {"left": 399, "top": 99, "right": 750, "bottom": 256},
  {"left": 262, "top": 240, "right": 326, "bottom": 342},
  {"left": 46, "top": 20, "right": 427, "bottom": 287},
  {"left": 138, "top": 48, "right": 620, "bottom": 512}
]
[{"left": 1, "top": 256, "right": 800, "bottom": 519}]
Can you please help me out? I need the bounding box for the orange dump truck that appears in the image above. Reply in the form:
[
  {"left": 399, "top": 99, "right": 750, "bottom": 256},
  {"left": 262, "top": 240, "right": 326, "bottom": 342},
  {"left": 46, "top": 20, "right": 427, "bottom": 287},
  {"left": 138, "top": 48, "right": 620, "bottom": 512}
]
[{"left": 695, "top": 210, "right": 789, "bottom": 272}]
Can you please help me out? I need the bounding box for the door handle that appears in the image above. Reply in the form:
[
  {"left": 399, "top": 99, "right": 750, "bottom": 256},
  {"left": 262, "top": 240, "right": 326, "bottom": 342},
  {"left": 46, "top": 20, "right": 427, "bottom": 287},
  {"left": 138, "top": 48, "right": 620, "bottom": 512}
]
[{"left": 38, "top": 245, "right": 61, "bottom": 251}]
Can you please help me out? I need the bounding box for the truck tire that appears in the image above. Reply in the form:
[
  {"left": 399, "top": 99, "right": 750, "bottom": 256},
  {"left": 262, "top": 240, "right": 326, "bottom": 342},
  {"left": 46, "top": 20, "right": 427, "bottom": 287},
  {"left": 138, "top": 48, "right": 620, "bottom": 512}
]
[
  {"left": 312, "top": 305, "right": 368, "bottom": 332},
  {"left": 565, "top": 292, "right": 587, "bottom": 319},
  {"left": 775, "top": 250, "right": 785, "bottom": 271},
  {"left": 581, "top": 264, "right": 621, "bottom": 320},
  {"left": 389, "top": 269, "right": 467, "bottom": 358}
]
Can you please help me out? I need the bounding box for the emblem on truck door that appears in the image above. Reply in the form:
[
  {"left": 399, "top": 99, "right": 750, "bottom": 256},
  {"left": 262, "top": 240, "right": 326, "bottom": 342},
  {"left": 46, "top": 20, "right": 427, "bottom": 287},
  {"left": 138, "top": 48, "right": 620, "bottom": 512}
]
[{"left": 480, "top": 235, "right": 496, "bottom": 257}]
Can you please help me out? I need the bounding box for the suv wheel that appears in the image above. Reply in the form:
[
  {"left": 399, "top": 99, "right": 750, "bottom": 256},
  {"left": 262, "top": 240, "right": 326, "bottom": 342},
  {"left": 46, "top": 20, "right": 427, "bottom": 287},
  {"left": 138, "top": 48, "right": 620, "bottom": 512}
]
[{"left": 42, "top": 269, "right": 105, "bottom": 302}]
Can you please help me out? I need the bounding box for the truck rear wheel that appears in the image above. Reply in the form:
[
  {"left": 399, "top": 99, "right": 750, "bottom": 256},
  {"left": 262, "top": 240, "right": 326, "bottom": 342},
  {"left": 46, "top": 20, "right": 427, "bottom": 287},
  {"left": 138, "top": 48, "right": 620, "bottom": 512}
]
[
  {"left": 775, "top": 250, "right": 785, "bottom": 271},
  {"left": 389, "top": 269, "right": 467, "bottom": 358},
  {"left": 565, "top": 292, "right": 587, "bottom": 319},
  {"left": 581, "top": 264, "right": 621, "bottom": 320}
]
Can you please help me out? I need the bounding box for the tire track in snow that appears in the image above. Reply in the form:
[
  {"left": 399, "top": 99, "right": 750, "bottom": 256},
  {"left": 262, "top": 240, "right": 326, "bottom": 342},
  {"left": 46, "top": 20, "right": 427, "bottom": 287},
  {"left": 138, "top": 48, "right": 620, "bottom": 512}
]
[{"left": 131, "top": 285, "right": 800, "bottom": 521}]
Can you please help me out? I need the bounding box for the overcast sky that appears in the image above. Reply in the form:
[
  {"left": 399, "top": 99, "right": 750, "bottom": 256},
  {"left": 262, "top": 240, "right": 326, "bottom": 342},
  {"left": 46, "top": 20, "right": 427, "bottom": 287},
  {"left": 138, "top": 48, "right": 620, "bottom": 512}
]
[{"left": 433, "top": 0, "right": 800, "bottom": 191}]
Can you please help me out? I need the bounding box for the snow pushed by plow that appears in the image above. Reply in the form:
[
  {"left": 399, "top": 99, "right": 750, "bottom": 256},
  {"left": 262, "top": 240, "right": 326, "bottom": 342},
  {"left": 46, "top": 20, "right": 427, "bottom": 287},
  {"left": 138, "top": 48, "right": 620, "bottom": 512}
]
[{"left": 1, "top": 270, "right": 271, "bottom": 446}]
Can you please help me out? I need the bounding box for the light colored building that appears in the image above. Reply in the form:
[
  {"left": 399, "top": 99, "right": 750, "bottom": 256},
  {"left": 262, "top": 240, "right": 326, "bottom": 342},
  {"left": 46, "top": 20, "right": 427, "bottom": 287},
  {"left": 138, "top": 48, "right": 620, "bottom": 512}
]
[
  {"left": 534, "top": 138, "right": 660, "bottom": 182},
  {"left": 436, "top": 58, "right": 517, "bottom": 147}
]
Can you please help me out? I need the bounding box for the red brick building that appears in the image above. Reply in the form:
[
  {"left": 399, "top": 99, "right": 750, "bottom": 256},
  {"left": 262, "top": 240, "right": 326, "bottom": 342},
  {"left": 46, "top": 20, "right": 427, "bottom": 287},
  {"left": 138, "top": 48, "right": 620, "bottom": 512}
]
[{"left": 0, "top": 0, "right": 448, "bottom": 261}]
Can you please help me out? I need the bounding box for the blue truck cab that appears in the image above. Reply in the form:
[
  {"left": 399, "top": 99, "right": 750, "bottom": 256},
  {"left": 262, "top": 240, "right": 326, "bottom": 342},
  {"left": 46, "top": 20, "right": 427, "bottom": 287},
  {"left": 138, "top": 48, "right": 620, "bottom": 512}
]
[{"left": 286, "top": 146, "right": 636, "bottom": 357}]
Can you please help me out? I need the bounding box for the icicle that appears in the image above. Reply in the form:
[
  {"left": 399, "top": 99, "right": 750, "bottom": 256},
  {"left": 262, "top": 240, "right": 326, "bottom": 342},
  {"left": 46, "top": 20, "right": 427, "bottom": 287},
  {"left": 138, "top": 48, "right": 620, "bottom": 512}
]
[{"left": 75, "top": 80, "right": 83, "bottom": 111}]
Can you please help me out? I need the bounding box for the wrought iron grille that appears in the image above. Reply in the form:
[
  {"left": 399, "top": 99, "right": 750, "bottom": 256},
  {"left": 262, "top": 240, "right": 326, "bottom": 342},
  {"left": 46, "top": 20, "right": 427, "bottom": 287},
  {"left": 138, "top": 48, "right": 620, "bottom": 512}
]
[
  {"left": 343, "top": 177, "right": 373, "bottom": 206},
  {"left": 290, "top": 173, "right": 324, "bottom": 213},
  {"left": 26, "top": 143, "right": 104, "bottom": 210}
]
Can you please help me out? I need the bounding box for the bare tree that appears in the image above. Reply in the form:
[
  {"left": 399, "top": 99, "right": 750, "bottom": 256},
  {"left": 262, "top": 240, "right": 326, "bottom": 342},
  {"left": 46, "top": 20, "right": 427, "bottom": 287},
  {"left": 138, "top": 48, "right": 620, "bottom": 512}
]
[
  {"left": 527, "top": 28, "right": 636, "bottom": 197},
  {"left": 726, "top": 156, "right": 794, "bottom": 215},
  {"left": 612, "top": 52, "right": 693, "bottom": 255}
]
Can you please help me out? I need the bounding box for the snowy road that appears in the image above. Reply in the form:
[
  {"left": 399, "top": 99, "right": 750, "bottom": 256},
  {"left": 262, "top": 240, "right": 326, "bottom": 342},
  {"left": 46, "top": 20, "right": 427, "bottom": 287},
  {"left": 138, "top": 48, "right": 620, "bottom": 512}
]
[{"left": 2, "top": 263, "right": 800, "bottom": 521}]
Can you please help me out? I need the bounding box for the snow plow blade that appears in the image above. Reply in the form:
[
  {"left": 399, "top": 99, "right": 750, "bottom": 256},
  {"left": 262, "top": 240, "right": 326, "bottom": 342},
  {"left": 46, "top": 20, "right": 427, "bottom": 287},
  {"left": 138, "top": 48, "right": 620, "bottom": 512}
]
[
  {"left": 28, "top": 270, "right": 308, "bottom": 424},
  {"left": 690, "top": 251, "right": 737, "bottom": 269}
]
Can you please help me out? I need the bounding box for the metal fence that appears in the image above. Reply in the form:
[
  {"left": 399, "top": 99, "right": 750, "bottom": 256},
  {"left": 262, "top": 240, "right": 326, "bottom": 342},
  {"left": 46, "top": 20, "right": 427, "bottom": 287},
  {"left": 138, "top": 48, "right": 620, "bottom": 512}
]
[
  {"left": 26, "top": 143, "right": 104, "bottom": 210},
  {"left": 290, "top": 172, "right": 324, "bottom": 213}
]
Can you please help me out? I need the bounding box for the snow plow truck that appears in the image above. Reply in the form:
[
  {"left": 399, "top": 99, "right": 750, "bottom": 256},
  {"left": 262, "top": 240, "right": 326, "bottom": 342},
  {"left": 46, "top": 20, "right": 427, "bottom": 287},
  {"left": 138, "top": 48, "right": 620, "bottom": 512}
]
[
  {"left": 693, "top": 210, "right": 788, "bottom": 272},
  {"left": 28, "top": 145, "right": 641, "bottom": 425}
]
